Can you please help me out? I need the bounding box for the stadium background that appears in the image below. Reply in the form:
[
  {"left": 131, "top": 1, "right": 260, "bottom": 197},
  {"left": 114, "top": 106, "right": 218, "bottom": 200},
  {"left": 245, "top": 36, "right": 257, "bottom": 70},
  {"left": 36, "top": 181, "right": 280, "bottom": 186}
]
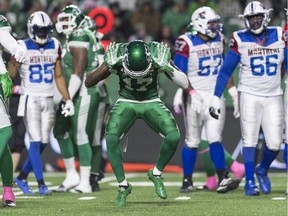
[{"left": 2, "top": 0, "right": 286, "bottom": 171}]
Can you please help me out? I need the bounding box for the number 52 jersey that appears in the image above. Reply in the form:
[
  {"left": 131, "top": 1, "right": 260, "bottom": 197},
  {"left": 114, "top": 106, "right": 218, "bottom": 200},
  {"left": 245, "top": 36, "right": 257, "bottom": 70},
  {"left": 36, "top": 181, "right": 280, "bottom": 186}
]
[{"left": 17, "top": 37, "right": 61, "bottom": 96}]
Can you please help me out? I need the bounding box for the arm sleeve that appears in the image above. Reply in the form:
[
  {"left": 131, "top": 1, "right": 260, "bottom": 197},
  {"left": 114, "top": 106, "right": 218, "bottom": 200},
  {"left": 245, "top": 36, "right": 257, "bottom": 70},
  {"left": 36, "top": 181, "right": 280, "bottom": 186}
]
[
  {"left": 284, "top": 47, "right": 288, "bottom": 73},
  {"left": 214, "top": 49, "right": 240, "bottom": 97},
  {"left": 0, "top": 30, "right": 22, "bottom": 56},
  {"left": 164, "top": 62, "right": 189, "bottom": 89}
]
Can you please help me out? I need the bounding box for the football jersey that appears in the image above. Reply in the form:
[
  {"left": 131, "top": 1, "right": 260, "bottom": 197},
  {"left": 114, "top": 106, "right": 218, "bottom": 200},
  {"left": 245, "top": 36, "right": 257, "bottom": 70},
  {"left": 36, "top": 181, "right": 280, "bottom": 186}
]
[
  {"left": 18, "top": 38, "right": 61, "bottom": 96},
  {"left": 62, "top": 27, "right": 99, "bottom": 96},
  {"left": 111, "top": 42, "right": 164, "bottom": 101},
  {"left": 230, "top": 27, "right": 284, "bottom": 96},
  {"left": 174, "top": 32, "right": 225, "bottom": 92}
]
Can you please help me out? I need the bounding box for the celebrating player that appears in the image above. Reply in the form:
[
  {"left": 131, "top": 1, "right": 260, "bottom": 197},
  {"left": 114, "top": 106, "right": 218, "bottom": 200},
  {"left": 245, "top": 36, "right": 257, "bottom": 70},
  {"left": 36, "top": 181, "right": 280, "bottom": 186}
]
[
  {"left": 9, "top": 11, "right": 74, "bottom": 195},
  {"left": 85, "top": 40, "right": 195, "bottom": 207},
  {"left": 209, "top": 1, "right": 287, "bottom": 196}
]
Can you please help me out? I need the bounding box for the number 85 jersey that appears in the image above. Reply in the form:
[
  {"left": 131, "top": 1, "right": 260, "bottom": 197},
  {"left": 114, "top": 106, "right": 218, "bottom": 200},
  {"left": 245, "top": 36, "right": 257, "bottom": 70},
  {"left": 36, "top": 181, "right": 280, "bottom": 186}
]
[
  {"left": 174, "top": 32, "right": 225, "bottom": 92},
  {"left": 18, "top": 37, "right": 61, "bottom": 96}
]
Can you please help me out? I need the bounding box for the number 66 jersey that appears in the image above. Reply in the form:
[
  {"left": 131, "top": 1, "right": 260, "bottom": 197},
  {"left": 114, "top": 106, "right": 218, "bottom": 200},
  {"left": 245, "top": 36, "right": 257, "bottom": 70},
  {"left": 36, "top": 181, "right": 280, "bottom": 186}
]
[
  {"left": 230, "top": 26, "right": 284, "bottom": 96},
  {"left": 17, "top": 37, "right": 61, "bottom": 96}
]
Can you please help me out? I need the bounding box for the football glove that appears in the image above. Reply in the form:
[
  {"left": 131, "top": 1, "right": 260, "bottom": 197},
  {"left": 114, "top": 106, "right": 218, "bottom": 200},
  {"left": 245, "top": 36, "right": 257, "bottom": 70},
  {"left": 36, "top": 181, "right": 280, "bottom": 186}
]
[
  {"left": 104, "top": 42, "right": 122, "bottom": 68},
  {"left": 61, "top": 99, "right": 75, "bottom": 117},
  {"left": 152, "top": 42, "right": 171, "bottom": 70},
  {"left": 228, "top": 86, "right": 240, "bottom": 118},
  {"left": 13, "top": 47, "right": 26, "bottom": 63},
  {"left": 209, "top": 96, "right": 221, "bottom": 119},
  {"left": 173, "top": 88, "right": 183, "bottom": 114},
  {"left": 189, "top": 90, "right": 203, "bottom": 114},
  {"left": 0, "top": 72, "right": 12, "bottom": 98}
]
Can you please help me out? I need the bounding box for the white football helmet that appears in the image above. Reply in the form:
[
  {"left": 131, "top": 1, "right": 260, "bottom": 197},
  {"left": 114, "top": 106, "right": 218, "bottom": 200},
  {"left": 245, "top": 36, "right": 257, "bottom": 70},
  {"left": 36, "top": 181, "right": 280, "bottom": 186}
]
[
  {"left": 239, "top": 1, "right": 272, "bottom": 35},
  {"left": 55, "top": 5, "right": 85, "bottom": 35},
  {"left": 191, "top": 6, "right": 221, "bottom": 38},
  {"left": 27, "top": 11, "right": 52, "bottom": 45}
]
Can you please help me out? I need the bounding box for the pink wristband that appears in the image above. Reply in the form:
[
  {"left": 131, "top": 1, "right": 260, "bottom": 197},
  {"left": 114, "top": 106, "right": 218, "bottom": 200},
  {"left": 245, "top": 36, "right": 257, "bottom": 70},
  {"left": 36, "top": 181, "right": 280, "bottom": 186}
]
[{"left": 188, "top": 89, "right": 197, "bottom": 96}]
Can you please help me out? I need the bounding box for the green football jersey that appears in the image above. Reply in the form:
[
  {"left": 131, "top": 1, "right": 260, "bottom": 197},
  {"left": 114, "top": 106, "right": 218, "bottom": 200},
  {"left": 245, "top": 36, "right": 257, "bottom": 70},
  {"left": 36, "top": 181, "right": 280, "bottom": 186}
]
[
  {"left": 62, "top": 27, "right": 100, "bottom": 95},
  {"left": 112, "top": 42, "right": 168, "bottom": 101}
]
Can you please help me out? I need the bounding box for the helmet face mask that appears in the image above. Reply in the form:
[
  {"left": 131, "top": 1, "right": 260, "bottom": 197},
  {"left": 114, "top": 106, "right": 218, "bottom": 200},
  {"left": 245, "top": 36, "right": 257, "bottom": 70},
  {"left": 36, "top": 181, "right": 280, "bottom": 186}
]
[
  {"left": 27, "top": 11, "right": 52, "bottom": 45},
  {"left": 191, "top": 6, "right": 221, "bottom": 38},
  {"left": 55, "top": 5, "right": 85, "bottom": 35},
  {"left": 240, "top": 1, "right": 271, "bottom": 35},
  {"left": 123, "top": 40, "right": 152, "bottom": 78}
]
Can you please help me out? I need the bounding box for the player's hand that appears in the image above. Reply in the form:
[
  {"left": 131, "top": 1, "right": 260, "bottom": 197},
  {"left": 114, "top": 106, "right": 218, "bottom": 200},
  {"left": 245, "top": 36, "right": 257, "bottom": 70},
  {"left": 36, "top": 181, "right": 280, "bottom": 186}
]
[
  {"left": 61, "top": 99, "right": 75, "bottom": 117},
  {"left": 104, "top": 42, "right": 121, "bottom": 68},
  {"left": 0, "top": 72, "right": 12, "bottom": 98},
  {"left": 228, "top": 86, "right": 240, "bottom": 118},
  {"left": 152, "top": 42, "right": 171, "bottom": 69},
  {"left": 13, "top": 47, "right": 26, "bottom": 63},
  {"left": 209, "top": 96, "right": 221, "bottom": 119},
  {"left": 173, "top": 88, "right": 183, "bottom": 114},
  {"left": 189, "top": 89, "right": 203, "bottom": 114}
]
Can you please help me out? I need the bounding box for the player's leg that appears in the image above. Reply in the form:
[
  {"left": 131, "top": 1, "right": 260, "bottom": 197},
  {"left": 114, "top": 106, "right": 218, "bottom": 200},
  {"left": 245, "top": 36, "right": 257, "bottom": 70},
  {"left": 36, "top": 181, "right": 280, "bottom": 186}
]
[
  {"left": 53, "top": 106, "right": 79, "bottom": 192},
  {"left": 240, "top": 93, "right": 261, "bottom": 196},
  {"left": 284, "top": 86, "right": 288, "bottom": 194},
  {"left": 105, "top": 101, "right": 136, "bottom": 207},
  {"left": 206, "top": 97, "right": 240, "bottom": 193},
  {"left": 0, "top": 126, "right": 15, "bottom": 207},
  {"left": 178, "top": 94, "right": 202, "bottom": 193},
  {"left": 71, "top": 95, "right": 93, "bottom": 193},
  {"left": 144, "top": 101, "right": 180, "bottom": 198},
  {"left": 86, "top": 94, "right": 106, "bottom": 192},
  {"left": 256, "top": 95, "right": 283, "bottom": 194}
]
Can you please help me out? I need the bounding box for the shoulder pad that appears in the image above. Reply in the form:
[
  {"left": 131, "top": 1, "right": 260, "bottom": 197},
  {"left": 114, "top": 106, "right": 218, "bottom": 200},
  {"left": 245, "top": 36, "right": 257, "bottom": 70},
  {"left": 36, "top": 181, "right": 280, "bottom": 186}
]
[{"left": 0, "top": 15, "right": 10, "bottom": 30}]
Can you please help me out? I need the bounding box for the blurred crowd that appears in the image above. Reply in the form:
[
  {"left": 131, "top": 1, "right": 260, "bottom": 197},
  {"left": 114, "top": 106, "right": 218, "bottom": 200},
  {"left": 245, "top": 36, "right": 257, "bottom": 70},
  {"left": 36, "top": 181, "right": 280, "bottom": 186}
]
[{"left": 1, "top": 0, "right": 287, "bottom": 56}]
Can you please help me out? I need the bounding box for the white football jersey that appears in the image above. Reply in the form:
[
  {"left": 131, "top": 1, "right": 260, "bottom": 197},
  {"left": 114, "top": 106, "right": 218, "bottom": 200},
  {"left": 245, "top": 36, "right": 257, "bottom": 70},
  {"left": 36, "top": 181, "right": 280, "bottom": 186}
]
[
  {"left": 174, "top": 32, "right": 225, "bottom": 92},
  {"left": 18, "top": 37, "right": 61, "bottom": 96},
  {"left": 230, "top": 27, "right": 284, "bottom": 96}
]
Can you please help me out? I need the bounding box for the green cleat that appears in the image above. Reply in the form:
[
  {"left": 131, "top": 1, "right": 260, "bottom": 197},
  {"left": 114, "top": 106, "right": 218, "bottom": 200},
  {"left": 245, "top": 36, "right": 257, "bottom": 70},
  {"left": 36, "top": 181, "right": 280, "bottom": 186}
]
[
  {"left": 147, "top": 169, "right": 167, "bottom": 199},
  {"left": 115, "top": 183, "right": 132, "bottom": 207}
]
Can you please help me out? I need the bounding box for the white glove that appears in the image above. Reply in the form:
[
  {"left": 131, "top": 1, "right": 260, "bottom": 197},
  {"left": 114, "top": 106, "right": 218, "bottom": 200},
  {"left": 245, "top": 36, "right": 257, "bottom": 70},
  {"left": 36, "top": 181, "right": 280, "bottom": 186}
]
[
  {"left": 228, "top": 86, "right": 240, "bottom": 118},
  {"left": 209, "top": 95, "right": 221, "bottom": 119},
  {"left": 61, "top": 99, "right": 75, "bottom": 117},
  {"left": 104, "top": 42, "right": 121, "bottom": 68},
  {"left": 13, "top": 47, "right": 26, "bottom": 63},
  {"left": 189, "top": 89, "right": 203, "bottom": 114},
  {"left": 173, "top": 88, "right": 183, "bottom": 114},
  {"left": 152, "top": 42, "right": 171, "bottom": 69}
]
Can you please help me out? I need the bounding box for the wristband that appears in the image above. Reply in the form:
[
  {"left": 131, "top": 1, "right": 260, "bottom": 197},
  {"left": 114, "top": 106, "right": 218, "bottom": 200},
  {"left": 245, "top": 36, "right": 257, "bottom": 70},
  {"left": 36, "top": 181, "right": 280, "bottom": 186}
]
[
  {"left": 188, "top": 89, "right": 197, "bottom": 96},
  {"left": 228, "top": 86, "right": 238, "bottom": 98}
]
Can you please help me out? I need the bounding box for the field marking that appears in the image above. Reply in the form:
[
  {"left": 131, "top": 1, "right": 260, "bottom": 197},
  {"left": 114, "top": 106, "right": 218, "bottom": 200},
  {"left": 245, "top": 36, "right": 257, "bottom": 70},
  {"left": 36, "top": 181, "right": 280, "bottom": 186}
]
[
  {"left": 15, "top": 196, "right": 44, "bottom": 199},
  {"left": 78, "top": 197, "right": 96, "bottom": 200},
  {"left": 175, "top": 196, "right": 191, "bottom": 200},
  {"left": 271, "top": 197, "right": 286, "bottom": 200}
]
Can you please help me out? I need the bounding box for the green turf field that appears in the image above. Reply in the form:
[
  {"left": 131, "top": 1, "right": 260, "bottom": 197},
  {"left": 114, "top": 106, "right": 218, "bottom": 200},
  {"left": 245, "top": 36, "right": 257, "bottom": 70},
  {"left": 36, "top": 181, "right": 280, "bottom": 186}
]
[{"left": 0, "top": 172, "right": 287, "bottom": 216}]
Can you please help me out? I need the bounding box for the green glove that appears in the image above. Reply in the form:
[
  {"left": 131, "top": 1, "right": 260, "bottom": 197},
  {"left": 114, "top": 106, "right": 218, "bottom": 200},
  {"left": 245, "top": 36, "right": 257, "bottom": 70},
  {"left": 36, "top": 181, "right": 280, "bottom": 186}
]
[
  {"left": 0, "top": 72, "right": 12, "bottom": 98},
  {"left": 151, "top": 42, "right": 171, "bottom": 70},
  {"left": 104, "top": 42, "right": 122, "bottom": 68}
]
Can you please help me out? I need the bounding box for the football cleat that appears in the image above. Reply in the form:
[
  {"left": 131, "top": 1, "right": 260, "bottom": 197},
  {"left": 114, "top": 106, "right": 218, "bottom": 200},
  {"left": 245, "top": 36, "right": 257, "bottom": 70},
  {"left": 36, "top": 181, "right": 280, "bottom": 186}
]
[
  {"left": 15, "top": 178, "right": 34, "bottom": 194},
  {"left": 230, "top": 161, "right": 245, "bottom": 180},
  {"left": 216, "top": 177, "right": 241, "bottom": 193},
  {"left": 115, "top": 183, "right": 132, "bottom": 207},
  {"left": 90, "top": 172, "right": 104, "bottom": 192},
  {"left": 2, "top": 186, "right": 16, "bottom": 207},
  {"left": 147, "top": 169, "right": 167, "bottom": 199},
  {"left": 245, "top": 180, "right": 260, "bottom": 196},
  {"left": 71, "top": 182, "right": 92, "bottom": 193},
  {"left": 38, "top": 184, "right": 52, "bottom": 195},
  {"left": 180, "top": 177, "right": 193, "bottom": 193},
  {"left": 255, "top": 165, "right": 271, "bottom": 194}
]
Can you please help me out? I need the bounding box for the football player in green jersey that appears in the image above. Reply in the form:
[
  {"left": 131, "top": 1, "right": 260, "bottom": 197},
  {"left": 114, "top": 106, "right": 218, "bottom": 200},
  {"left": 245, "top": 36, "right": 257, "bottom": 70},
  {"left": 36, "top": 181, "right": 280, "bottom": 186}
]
[
  {"left": 0, "top": 15, "right": 26, "bottom": 207},
  {"left": 85, "top": 40, "right": 201, "bottom": 207},
  {"left": 54, "top": 5, "right": 107, "bottom": 193}
]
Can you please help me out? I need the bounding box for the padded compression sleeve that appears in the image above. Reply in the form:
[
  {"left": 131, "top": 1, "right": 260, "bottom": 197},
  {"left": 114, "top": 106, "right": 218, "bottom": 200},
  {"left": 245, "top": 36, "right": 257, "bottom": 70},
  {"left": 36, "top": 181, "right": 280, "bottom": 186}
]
[{"left": 214, "top": 49, "right": 240, "bottom": 97}]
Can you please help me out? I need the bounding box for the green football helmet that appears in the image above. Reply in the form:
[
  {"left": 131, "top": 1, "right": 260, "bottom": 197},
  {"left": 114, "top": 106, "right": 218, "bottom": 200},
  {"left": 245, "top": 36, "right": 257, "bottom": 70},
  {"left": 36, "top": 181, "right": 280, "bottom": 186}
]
[
  {"left": 55, "top": 5, "right": 85, "bottom": 35},
  {"left": 123, "top": 40, "right": 152, "bottom": 78},
  {"left": 83, "top": 16, "right": 97, "bottom": 33}
]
